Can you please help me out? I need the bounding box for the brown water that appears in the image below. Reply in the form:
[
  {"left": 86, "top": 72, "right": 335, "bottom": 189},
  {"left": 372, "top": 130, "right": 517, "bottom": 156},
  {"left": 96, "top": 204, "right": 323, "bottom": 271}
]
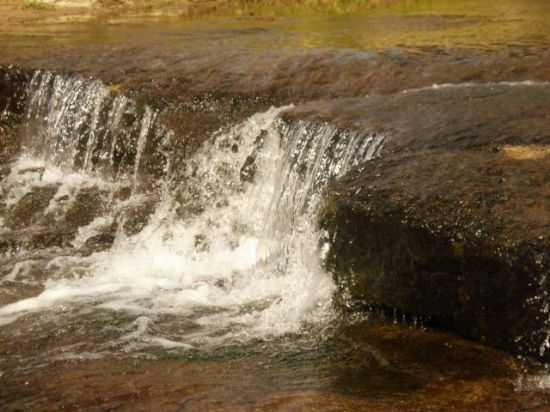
[
  {"left": 2, "top": 318, "right": 549, "bottom": 412},
  {"left": 3, "top": 0, "right": 550, "bottom": 53},
  {"left": 2, "top": 1, "right": 550, "bottom": 411},
  {"left": 1, "top": 81, "right": 549, "bottom": 411}
]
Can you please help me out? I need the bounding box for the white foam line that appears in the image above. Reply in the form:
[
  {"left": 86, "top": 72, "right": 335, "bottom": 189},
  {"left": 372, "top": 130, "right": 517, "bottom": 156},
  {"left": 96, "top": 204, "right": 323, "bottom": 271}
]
[{"left": 401, "top": 80, "right": 550, "bottom": 94}]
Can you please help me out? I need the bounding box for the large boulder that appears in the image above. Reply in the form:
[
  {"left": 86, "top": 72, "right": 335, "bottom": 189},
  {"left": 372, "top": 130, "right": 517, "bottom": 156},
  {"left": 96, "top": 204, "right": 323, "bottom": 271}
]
[{"left": 284, "top": 83, "right": 550, "bottom": 360}]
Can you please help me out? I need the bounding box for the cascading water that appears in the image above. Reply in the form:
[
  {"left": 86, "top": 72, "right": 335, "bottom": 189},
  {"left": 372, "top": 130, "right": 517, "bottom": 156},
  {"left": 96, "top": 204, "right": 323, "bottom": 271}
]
[
  {"left": 22, "top": 71, "right": 171, "bottom": 180},
  {"left": 0, "top": 72, "right": 384, "bottom": 360}
]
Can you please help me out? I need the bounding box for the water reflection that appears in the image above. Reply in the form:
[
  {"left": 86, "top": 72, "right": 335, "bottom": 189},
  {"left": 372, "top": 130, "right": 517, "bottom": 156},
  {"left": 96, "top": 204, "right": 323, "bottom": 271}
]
[
  {"left": 3, "top": 0, "right": 550, "bottom": 53},
  {"left": 3, "top": 318, "right": 546, "bottom": 411}
]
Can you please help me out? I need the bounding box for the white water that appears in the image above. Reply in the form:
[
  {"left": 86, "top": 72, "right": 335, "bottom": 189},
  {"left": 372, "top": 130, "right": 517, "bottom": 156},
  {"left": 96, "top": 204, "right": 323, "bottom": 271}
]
[
  {"left": 0, "top": 80, "right": 384, "bottom": 352},
  {"left": 401, "top": 80, "right": 550, "bottom": 95},
  {"left": 23, "top": 71, "right": 170, "bottom": 178}
]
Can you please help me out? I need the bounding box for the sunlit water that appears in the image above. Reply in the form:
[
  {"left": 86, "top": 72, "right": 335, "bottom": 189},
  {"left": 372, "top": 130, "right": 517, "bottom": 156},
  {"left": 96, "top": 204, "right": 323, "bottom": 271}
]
[
  {"left": 4, "top": 0, "right": 550, "bottom": 53},
  {"left": 0, "top": 1, "right": 549, "bottom": 408},
  {"left": 1, "top": 71, "right": 550, "bottom": 410}
]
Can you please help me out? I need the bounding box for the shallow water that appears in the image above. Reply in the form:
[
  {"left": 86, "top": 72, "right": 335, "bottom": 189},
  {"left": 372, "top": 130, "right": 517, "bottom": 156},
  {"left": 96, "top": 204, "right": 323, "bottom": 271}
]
[
  {"left": 1, "top": 70, "right": 549, "bottom": 412},
  {"left": 2, "top": 317, "right": 549, "bottom": 411},
  {"left": 2, "top": 1, "right": 550, "bottom": 410},
  {"left": 3, "top": 0, "right": 550, "bottom": 53}
]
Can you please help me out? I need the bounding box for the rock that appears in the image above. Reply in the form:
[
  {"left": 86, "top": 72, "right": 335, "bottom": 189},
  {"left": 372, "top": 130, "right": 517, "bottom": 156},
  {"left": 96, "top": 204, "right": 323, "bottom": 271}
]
[
  {"left": 63, "top": 187, "right": 106, "bottom": 228},
  {"left": 7, "top": 184, "right": 60, "bottom": 229},
  {"left": 83, "top": 231, "right": 116, "bottom": 252},
  {"left": 239, "top": 154, "right": 257, "bottom": 183},
  {"left": 0, "top": 227, "right": 75, "bottom": 253},
  {"left": 0, "top": 67, "right": 29, "bottom": 161},
  {"left": 0, "top": 67, "right": 30, "bottom": 122},
  {"left": 114, "top": 195, "right": 158, "bottom": 236},
  {"left": 310, "top": 83, "right": 550, "bottom": 360},
  {"left": 239, "top": 130, "right": 267, "bottom": 183},
  {"left": 2, "top": 43, "right": 550, "bottom": 362}
]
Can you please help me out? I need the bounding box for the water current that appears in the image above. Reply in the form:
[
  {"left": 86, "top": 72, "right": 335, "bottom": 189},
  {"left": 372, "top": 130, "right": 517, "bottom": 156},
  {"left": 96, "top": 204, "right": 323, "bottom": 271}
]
[{"left": 0, "top": 71, "right": 384, "bottom": 359}]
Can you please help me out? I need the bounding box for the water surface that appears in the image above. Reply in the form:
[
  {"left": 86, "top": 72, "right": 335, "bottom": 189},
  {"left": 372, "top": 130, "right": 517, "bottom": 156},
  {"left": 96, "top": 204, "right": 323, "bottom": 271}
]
[
  {"left": 2, "top": 1, "right": 550, "bottom": 410},
  {"left": 3, "top": 0, "right": 550, "bottom": 53}
]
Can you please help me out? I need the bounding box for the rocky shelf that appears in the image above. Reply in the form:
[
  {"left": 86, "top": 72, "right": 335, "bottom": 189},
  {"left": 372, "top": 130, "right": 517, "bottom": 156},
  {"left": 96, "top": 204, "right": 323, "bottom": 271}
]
[{"left": 1, "top": 45, "right": 550, "bottom": 362}]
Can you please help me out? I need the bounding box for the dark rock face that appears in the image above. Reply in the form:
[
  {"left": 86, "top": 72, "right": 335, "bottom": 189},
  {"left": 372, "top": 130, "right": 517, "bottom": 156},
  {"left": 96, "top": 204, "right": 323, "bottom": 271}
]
[
  {"left": 4, "top": 46, "right": 550, "bottom": 155},
  {"left": 63, "top": 187, "right": 107, "bottom": 228},
  {"left": 0, "top": 67, "right": 31, "bottom": 160},
  {"left": 313, "top": 84, "right": 550, "bottom": 360},
  {"left": 322, "top": 198, "right": 549, "bottom": 357},
  {"left": 0, "top": 67, "right": 29, "bottom": 118},
  {"left": 114, "top": 195, "right": 158, "bottom": 236},
  {"left": 7, "top": 185, "right": 60, "bottom": 230}
]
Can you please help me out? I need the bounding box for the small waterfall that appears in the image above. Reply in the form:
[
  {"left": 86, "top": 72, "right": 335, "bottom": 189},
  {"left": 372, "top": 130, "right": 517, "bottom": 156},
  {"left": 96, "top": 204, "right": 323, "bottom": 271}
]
[
  {"left": 0, "top": 76, "right": 384, "bottom": 354},
  {"left": 262, "top": 121, "right": 384, "bottom": 268},
  {"left": 23, "top": 71, "right": 171, "bottom": 179}
]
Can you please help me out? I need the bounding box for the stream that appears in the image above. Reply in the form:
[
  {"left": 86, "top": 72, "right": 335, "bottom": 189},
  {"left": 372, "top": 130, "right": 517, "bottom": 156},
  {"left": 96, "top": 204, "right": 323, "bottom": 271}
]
[{"left": 2, "top": 1, "right": 550, "bottom": 411}]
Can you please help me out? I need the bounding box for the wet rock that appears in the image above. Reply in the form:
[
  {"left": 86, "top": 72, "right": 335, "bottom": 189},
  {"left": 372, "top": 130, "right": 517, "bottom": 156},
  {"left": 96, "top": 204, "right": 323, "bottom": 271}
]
[
  {"left": 2, "top": 319, "right": 550, "bottom": 412},
  {"left": 0, "top": 227, "right": 75, "bottom": 254},
  {"left": 0, "top": 122, "right": 20, "bottom": 163},
  {"left": 112, "top": 185, "right": 133, "bottom": 202},
  {"left": 5, "top": 46, "right": 550, "bottom": 160},
  {"left": 6, "top": 46, "right": 550, "bottom": 106},
  {"left": 3, "top": 40, "right": 550, "bottom": 364},
  {"left": 83, "top": 231, "right": 116, "bottom": 253},
  {"left": 0, "top": 66, "right": 29, "bottom": 120},
  {"left": 114, "top": 195, "right": 158, "bottom": 236},
  {"left": 314, "top": 84, "right": 550, "bottom": 360},
  {"left": 239, "top": 154, "right": 257, "bottom": 183},
  {"left": 0, "top": 67, "right": 30, "bottom": 159},
  {"left": 0, "top": 160, "right": 11, "bottom": 182},
  {"left": 63, "top": 187, "right": 107, "bottom": 228},
  {"left": 7, "top": 184, "right": 60, "bottom": 230},
  {"left": 239, "top": 130, "right": 267, "bottom": 183}
]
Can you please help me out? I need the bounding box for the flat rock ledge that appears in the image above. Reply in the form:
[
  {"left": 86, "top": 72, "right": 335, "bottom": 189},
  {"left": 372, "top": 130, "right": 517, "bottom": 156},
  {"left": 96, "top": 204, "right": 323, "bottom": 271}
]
[
  {"left": 300, "top": 84, "right": 550, "bottom": 361},
  {"left": 3, "top": 48, "right": 550, "bottom": 361}
]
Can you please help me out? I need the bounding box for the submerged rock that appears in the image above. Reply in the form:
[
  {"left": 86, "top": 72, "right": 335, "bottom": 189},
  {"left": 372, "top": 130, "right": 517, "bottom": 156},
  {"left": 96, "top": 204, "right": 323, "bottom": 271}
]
[
  {"left": 7, "top": 184, "right": 60, "bottom": 230},
  {"left": 63, "top": 187, "right": 107, "bottom": 228}
]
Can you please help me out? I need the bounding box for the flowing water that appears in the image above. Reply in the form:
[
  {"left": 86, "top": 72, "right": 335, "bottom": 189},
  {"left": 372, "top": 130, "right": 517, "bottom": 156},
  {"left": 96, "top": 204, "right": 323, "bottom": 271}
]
[
  {"left": 2, "top": 0, "right": 550, "bottom": 403},
  {"left": 0, "top": 72, "right": 385, "bottom": 360},
  {"left": 1, "top": 68, "right": 550, "bottom": 410},
  {"left": 5, "top": 0, "right": 550, "bottom": 54}
]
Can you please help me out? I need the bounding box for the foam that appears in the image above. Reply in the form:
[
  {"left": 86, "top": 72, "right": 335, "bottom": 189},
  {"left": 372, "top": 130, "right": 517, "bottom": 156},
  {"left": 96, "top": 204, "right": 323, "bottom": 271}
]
[{"left": 0, "top": 106, "right": 383, "bottom": 351}]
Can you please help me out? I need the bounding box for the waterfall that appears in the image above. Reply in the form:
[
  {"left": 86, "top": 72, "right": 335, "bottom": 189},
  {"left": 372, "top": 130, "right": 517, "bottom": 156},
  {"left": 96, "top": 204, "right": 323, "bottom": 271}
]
[
  {"left": 0, "top": 73, "right": 384, "bottom": 354},
  {"left": 23, "top": 71, "right": 171, "bottom": 179}
]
